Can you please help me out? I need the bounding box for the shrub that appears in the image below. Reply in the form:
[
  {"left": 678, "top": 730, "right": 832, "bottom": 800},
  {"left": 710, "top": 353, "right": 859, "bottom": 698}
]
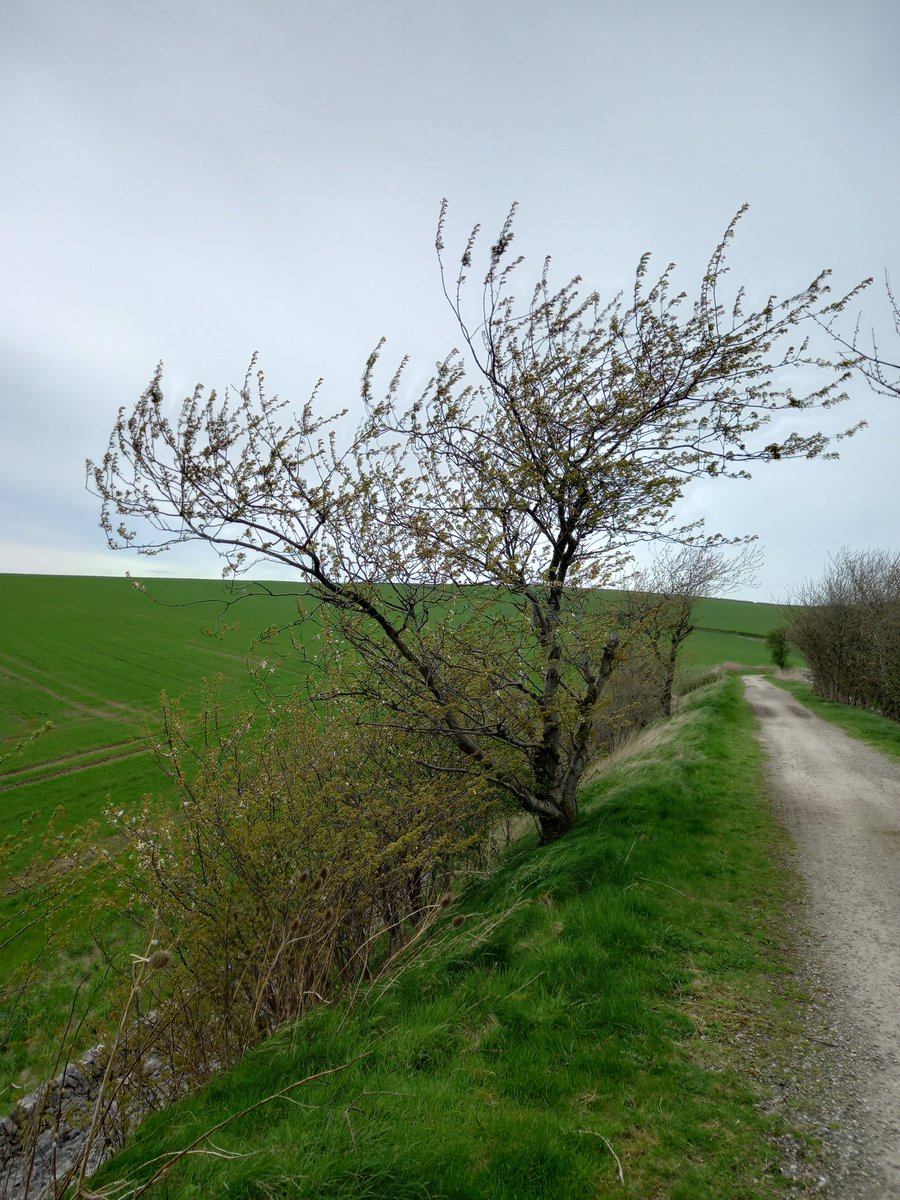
[
  {"left": 104, "top": 693, "right": 505, "bottom": 1078},
  {"left": 788, "top": 549, "right": 900, "bottom": 718},
  {"left": 765, "top": 626, "right": 790, "bottom": 669}
]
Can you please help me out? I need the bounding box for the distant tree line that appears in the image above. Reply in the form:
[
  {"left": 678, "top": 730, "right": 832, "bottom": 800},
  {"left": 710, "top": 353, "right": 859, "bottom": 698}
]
[{"left": 788, "top": 549, "right": 900, "bottom": 720}]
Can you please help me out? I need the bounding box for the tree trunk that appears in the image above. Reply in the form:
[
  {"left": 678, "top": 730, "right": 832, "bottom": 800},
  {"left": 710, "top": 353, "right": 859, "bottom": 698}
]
[
  {"left": 660, "top": 643, "right": 680, "bottom": 717},
  {"left": 537, "top": 804, "right": 576, "bottom": 845},
  {"left": 659, "top": 673, "right": 674, "bottom": 717}
]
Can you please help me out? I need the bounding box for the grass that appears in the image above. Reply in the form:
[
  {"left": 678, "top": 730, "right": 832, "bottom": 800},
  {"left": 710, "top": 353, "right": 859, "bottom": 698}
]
[
  {"left": 692, "top": 596, "right": 789, "bottom": 638},
  {"left": 90, "top": 675, "right": 808, "bottom": 1199},
  {"left": 771, "top": 678, "right": 900, "bottom": 761}
]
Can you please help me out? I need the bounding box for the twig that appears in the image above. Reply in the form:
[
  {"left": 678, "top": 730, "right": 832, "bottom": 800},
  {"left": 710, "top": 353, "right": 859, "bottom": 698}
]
[
  {"left": 503, "top": 972, "right": 544, "bottom": 1000},
  {"left": 624, "top": 875, "right": 687, "bottom": 897},
  {"left": 579, "top": 1128, "right": 625, "bottom": 1185},
  {"left": 342, "top": 1090, "right": 405, "bottom": 1153}
]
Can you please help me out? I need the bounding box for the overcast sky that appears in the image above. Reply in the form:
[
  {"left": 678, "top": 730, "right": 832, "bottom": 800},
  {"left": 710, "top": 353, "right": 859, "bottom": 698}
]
[{"left": 1, "top": 0, "right": 898, "bottom": 601}]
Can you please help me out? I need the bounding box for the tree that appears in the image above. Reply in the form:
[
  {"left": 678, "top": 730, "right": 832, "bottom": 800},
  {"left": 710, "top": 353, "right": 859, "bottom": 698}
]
[
  {"left": 89, "top": 203, "right": 867, "bottom": 843},
  {"left": 622, "top": 544, "right": 762, "bottom": 716},
  {"left": 765, "top": 625, "right": 790, "bottom": 670},
  {"left": 788, "top": 549, "right": 900, "bottom": 717}
]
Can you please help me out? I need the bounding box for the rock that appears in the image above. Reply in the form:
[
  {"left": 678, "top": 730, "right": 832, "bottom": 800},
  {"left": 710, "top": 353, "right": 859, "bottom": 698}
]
[{"left": 0, "top": 1026, "right": 183, "bottom": 1200}]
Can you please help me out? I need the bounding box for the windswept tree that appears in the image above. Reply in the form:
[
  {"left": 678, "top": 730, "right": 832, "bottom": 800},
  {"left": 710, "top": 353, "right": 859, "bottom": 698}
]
[
  {"left": 90, "top": 203, "right": 867, "bottom": 842},
  {"left": 621, "top": 544, "right": 762, "bottom": 716}
]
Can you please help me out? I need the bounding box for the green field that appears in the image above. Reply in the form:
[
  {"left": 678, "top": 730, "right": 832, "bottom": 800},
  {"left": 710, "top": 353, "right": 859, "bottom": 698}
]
[
  {"left": 687, "top": 596, "right": 801, "bottom": 670},
  {"left": 0, "top": 577, "right": 789, "bottom": 838},
  {"left": 0, "top": 575, "right": 316, "bottom": 842},
  {"left": 0, "top": 575, "right": 318, "bottom": 1095},
  {"left": 692, "top": 596, "right": 788, "bottom": 638}
]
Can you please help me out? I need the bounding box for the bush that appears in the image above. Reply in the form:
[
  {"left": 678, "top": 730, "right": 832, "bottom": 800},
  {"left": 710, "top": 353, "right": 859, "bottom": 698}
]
[
  {"left": 788, "top": 549, "right": 900, "bottom": 718},
  {"left": 765, "top": 626, "right": 790, "bottom": 669},
  {"left": 104, "top": 694, "right": 506, "bottom": 1079}
]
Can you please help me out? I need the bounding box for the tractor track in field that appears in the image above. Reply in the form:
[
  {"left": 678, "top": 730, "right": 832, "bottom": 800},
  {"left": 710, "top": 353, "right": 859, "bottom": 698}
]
[
  {"left": 0, "top": 746, "right": 152, "bottom": 792},
  {"left": 0, "top": 652, "right": 147, "bottom": 721},
  {"left": 744, "top": 675, "right": 900, "bottom": 1198},
  {"left": 0, "top": 741, "right": 149, "bottom": 790}
]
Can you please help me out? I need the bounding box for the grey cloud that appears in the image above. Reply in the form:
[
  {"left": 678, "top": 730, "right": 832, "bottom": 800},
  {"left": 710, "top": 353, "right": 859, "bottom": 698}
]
[{"left": 1, "top": 0, "right": 898, "bottom": 596}]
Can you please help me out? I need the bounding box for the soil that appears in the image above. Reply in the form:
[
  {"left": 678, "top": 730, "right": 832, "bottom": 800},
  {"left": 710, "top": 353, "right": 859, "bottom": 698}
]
[{"left": 744, "top": 675, "right": 900, "bottom": 1198}]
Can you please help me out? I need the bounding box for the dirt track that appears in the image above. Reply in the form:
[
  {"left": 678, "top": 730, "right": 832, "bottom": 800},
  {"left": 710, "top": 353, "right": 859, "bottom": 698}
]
[{"left": 744, "top": 676, "right": 900, "bottom": 1198}]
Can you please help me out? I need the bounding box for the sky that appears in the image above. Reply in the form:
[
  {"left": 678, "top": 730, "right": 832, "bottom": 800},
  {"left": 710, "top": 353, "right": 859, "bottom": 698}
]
[{"left": 1, "top": 0, "right": 898, "bottom": 602}]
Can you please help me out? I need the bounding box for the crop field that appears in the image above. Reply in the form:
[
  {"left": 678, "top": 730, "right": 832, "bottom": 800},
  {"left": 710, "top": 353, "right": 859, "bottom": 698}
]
[
  {"left": 0, "top": 575, "right": 320, "bottom": 1094},
  {"left": 0, "top": 575, "right": 316, "bottom": 848}
]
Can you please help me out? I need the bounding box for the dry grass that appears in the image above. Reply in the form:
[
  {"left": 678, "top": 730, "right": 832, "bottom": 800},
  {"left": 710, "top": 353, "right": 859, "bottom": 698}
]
[{"left": 583, "top": 706, "right": 700, "bottom": 786}]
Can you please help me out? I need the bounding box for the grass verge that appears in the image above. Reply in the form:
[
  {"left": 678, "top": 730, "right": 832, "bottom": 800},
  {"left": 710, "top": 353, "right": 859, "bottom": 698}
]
[
  {"left": 88, "top": 675, "right": 811, "bottom": 1199},
  {"left": 770, "top": 678, "right": 900, "bottom": 762}
]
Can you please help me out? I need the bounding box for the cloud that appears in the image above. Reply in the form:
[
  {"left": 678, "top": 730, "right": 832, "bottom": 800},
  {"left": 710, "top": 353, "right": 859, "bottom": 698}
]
[{"left": 2, "top": 0, "right": 898, "bottom": 599}]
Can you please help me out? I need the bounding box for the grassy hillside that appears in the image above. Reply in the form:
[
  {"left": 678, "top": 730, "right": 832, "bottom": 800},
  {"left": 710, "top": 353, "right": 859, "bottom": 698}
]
[
  {"left": 90, "top": 675, "right": 809, "bottom": 1199},
  {"left": 685, "top": 627, "right": 773, "bottom": 669},
  {"left": 687, "top": 596, "right": 799, "bottom": 670},
  {"left": 692, "top": 596, "right": 787, "bottom": 638}
]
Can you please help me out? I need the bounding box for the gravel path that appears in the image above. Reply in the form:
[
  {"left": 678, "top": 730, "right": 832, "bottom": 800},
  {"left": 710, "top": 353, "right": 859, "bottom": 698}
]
[{"left": 744, "top": 675, "right": 900, "bottom": 1198}]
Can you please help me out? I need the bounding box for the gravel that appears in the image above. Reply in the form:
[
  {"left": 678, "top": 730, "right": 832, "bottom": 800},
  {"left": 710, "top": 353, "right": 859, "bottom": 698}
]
[{"left": 744, "top": 675, "right": 900, "bottom": 1199}]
